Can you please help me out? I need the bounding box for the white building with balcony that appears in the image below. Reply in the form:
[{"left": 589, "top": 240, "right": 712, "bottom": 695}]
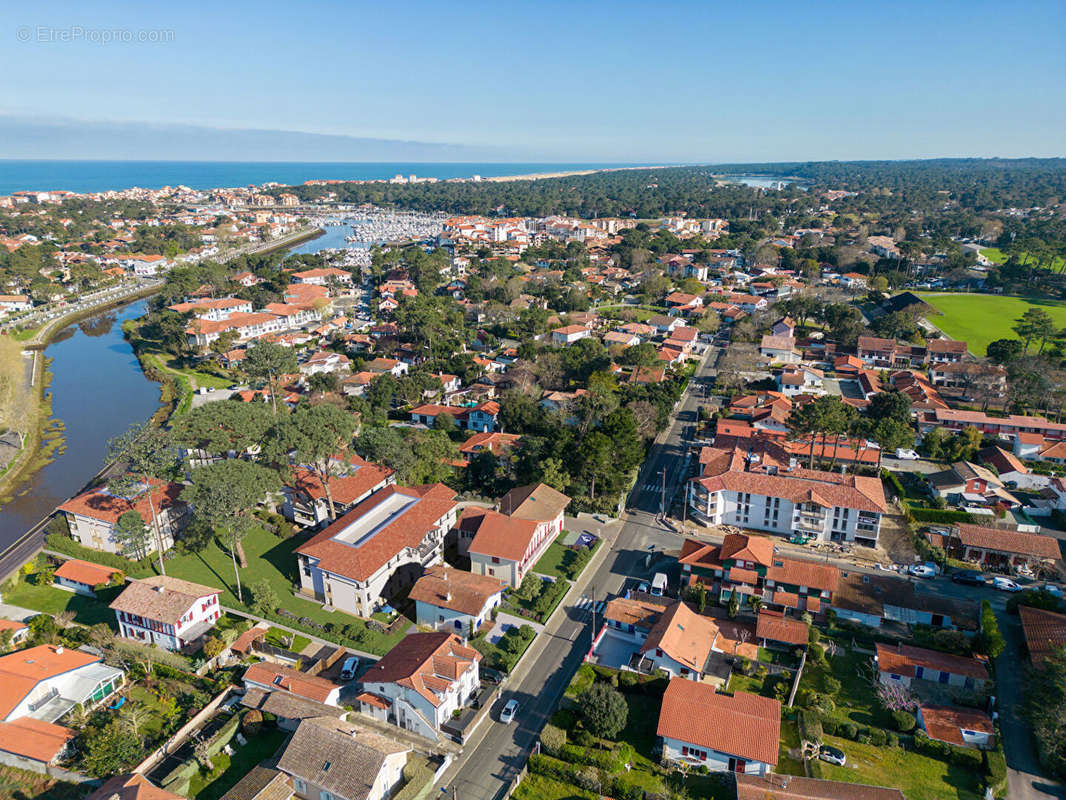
[
  {"left": 296, "top": 484, "right": 458, "bottom": 617},
  {"left": 110, "top": 575, "right": 222, "bottom": 651}
]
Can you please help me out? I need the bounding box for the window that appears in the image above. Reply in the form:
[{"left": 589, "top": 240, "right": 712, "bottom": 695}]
[
  {"left": 321, "top": 792, "right": 333, "bottom": 800},
  {"left": 294, "top": 779, "right": 306, "bottom": 793},
  {"left": 491, "top": 556, "right": 500, "bottom": 564}
]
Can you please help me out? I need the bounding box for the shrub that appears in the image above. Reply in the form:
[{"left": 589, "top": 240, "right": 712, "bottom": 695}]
[
  {"left": 808, "top": 642, "right": 826, "bottom": 663},
  {"left": 242, "top": 709, "right": 263, "bottom": 736},
  {"left": 808, "top": 627, "right": 821, "bottom": 644},
  {"left": 892, "top": 710, "right": 917, "bottom": 732},
  {"left": 857, "top": 730, "right": 872, "bottom": 744},
  {"left": 950, "top": 745, "right": 984, "bottom": 769},
  {"left": 984, "top": 749, "right": 1008, "bottom": 796},
  {"left": 580, "top": 683, "right": 628, "bottom": 739},
  {"left": 798, "top": 709, "right": 823, "bottom": 745},
  {"left": 840, "top": 722, "right": 858, "bottom": 740},
  {"left": 974, "top": 600, "right": 1006, "bottom": 659},
  {"left": 868, "top": 727, "right": 887, "bottom": 746},
  {"left": 821, "top": 717, "right": 839, "bottom": 736},
  {"left": 821, "top": 675, "right": 841, "bottom": 696},
  {"left": 540, "top": 723, "right": 567, "bottom": 756},
  {"left": 887, "top": 731, "right": 900, "bottom": 748}
]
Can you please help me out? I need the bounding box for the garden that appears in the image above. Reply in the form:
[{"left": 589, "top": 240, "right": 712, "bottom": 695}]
[
  {"left": 503, "top": 573, "right": 570, "bottom": 624},
  {"left": 470, "top": 622, "right": 537, "bottom": 674},
  {"left": 533, "top": 532, "right": 601, "bottom": 581}
]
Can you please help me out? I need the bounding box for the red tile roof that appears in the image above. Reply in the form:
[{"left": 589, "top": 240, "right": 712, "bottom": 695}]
[
  {"left": 876, "top": 643, "right": 988, "bottom": 681},
  {"left": 296, "top": 484, "right": 457, "bottom": 582},
  {"left": 464, "top": 507, "right": 540, "bottom": 562},
  {"left": 289, "top": 462, "right": 394, "bottom": 506},
  {"left": 499, "top": 483, "right": 570, "bottom": 521},
  {"left": 0, "top": 645, "right": 100, "bottom": 718},
  {"left": 362, "top": 632, "right": 480, "bottom": 708},
  {"left": 57, "top": 480, "right": 185, "bottom": 524},
  {"left": 408, "top": 564, "right": 505, "bottom": 616},
  {"left": 657, "top": 679, "right": 780, "bottom": 765},
  {"left": 756, "top": 609, "right": 809, "bottom": 646},
  {"left": 243, "top": 661, "right": 340, "bottom": 704},
  {"left": 53, "top": 559, "right": 122, "bottom": 587},
  {"left": 0, "top": 717, "right": 75, "bottom": 763},
  {"left": 920, "top": 704, "right": 993, "bottom": 746},
  {"left": 86, "top": 774, "right": 185, "bottom": 800},
  {"left": 952, "top": 523, "right": 1061, "bottom": 560},
  {"left": 1019, "top": 605, "right": 1066, "bottom": 665}
]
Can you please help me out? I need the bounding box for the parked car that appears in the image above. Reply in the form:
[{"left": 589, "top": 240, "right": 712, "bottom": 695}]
[
  {"left": 895, "top": 448, "right": 920, "bottom": 460},
  {"left": 500, "top": 699, "right": 519, "bottom": 724},
  {"left": 910, "top": 564, "right": 937, "bottom": 578},
  {"left": 340, "top": 656, "right": 361, "bottom": 680},
  {"left": 819, "top": 745, "right": 846, "bottom": 767},
  {"left": 951, "top": 570, "right": 987, "bottom": 587},
  {"left": 481, "top": 667, "right": 505, "bottom": 685},
  {"left": 636, "top": 582, "right": 650, "bottom": 594},
  {"left": 1041, "top": 583, "right": 1064, "bottom": 598},
  {"left": 992, "top": 577, "right": 1022, "bottom": 593}
]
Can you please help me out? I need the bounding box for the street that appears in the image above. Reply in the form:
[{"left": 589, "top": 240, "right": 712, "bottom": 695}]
[{"left": 438, "top": 346, "right": 719, "bottom": 800}]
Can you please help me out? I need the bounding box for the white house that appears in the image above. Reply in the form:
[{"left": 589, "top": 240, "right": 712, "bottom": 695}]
[
  {"left": 409, "top": 564, "right": 505, "bottom": 635},
  {"left": 777, "top": 365, "right": 825, "bottom": 397},
  {"left": 53, "top": 559, "right": 122, "bottom": 597},
  {"left": 110, "top": 575, "right": 222, "bottom": 651},
  {"left": 296, "top": 484, "right": 458, "bottom": 617},
  {"left": 277, "top": 716, "right": 409, "bottom": 800},
  {"left": 467, "top": 483, "right": 570, "bottom": 587},
  {"left": 759, "top": 335, "right": 801, "bottom": 364},
  {"left": 551, "top": 324, "right": 592, "bottom": 345},
  {"left": 657, "top": 678, "right": 780, "bottom": 776},
  {"left": 57, "top": 481, "right": 188, "bottom": 558},
  {"left": 0, "top": 295, "right": 32, "bottom": 315},
  {"left": 357, "top": 632, "right": 480, "bottom": 740},
  {"left": 875, "top": 643, "right": 988, "bottom": 691}
]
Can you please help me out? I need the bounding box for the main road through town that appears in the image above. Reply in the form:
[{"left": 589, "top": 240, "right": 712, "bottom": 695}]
[{"left": 438, "top": 344, "right": 721, "bottom": 800}]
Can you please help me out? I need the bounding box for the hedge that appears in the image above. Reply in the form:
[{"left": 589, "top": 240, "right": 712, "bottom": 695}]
[
  {"left": 798, "top": 710, "right": 823, "bottom": 745},
  {"left": 160, "top": 757, "right": 199, "bottom": 793},
  {"left": 909, "top": 508, "right": 976, "bottom": 524},
  {"left": 394, "top": 758, "right": 435, "bottom": 800},
  {"left": 984, "top": 749, "right": 1008, "bottom": 798},
  {"left": 204, "top": 712, "right": 241, "bottom": 758},
  {"left": 45, "top": 532, "right": 148, "bottom": 571},
  {"left": 913, "top": 731, "right": 984, "bottom": 769},
  {"left": 881, "top": 470, "right": 905, "bottom": 499}
]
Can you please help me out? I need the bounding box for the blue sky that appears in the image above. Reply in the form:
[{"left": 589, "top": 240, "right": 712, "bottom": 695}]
[{"left": 2, "top": 0, "right": 1064, "bottom": 162}]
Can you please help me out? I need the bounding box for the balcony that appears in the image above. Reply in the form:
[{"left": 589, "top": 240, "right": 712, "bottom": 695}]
[{"left": 794, "top": 517, "right": 825, "bottom": 533}]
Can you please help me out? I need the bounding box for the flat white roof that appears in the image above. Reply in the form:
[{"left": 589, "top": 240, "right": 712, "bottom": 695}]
[{"left": 330, "top": 492, "right": 417, "bottom": 547}]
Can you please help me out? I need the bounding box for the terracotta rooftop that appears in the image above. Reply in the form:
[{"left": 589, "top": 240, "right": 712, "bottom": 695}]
[
  {"left": 756, "top": 609, "right": 809, "bottom": 646},
  {"left": 951, "top": 524, "right": 1061, "bottom": 561},
  {"left": 1019, "top": 605, "right": 1066, "bottom": 666},
  {"left": 53, "top": 558, "right": 122, "bottom": 587},
  {"left": 603, "top": 596, "right": 668, "bottom": 629},
  {"left": 289, "top": 462, "right": 394, "bottom": 507},
  {"left": 109, "top": 575, "right": 220, "bottom": 624},
  {"left": 296, "top": 484, "right": 457, "bottom": 582},
  {"left": 408, "top": 564, "right": 505, "bottom": 616},
  {"left": 86, "top": 773, "right": 185, "bottom": 800},
  {"left": 876, "top": 643, "right": 988, "bottom": 681},
  {"left": 244, "top": 661, "right": 341, "bottom": 704},
  {"left": 57, "top": 480, "right": 184, "bottom": 525},
  {"left": 362, "top": 632, "right": 480, "bottom": 708},
  {"left": 0, "top": 717, "right": 75, "bottom": 764},
  {"left": 463, "top": 507, "right": 541, "bottom": 562},
  {"left": 920, "top": 704, "right": 993, "bottom": 746},
  {"left": 657, "top": 679, "right": 780, "bottom": 766},
  {"left": 499, "top": 482, "right": 571, "bottom": 522}
]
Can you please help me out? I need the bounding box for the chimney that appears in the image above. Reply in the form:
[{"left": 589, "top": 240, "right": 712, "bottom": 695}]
[{"left": 445, "top": 592, "right": 452, "bottom": 603}]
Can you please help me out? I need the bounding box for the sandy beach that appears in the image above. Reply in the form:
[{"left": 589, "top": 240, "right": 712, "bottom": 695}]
[{"left": 483, "top": 164, "right": 678, "bottom": 182}]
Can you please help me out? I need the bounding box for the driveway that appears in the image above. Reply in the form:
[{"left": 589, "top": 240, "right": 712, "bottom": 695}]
[{"left": 994, "top": 608, "right": 1066, "bottom": 799}]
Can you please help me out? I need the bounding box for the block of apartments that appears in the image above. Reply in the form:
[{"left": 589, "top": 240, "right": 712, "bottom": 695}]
[
  {"left": 296, "top": 483, "right": 458, "bottom": 617},
  {"left": 687, "top": 435, "right": 888, "bottom": 548}
]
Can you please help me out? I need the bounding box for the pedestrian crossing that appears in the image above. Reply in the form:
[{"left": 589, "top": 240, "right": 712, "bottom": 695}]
[{"left": 573, "top": 598, "right": 606, "bottom": 614}]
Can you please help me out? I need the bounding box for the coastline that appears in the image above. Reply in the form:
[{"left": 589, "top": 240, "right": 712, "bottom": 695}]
[{"left": 483, "top": 164, "right": 678, "bottom": 183}]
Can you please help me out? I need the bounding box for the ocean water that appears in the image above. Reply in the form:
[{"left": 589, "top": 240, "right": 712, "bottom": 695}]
[{"left": 0, "top": 161, "right": 635, "bottom": 195}]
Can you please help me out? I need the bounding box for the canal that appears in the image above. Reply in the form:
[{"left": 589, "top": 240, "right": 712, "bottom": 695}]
[{"left": 0, "top": 299, "right": 162, "bottom": 549}]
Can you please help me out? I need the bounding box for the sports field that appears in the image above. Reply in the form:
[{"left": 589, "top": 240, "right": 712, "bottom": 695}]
[
  {"left": 979, "top": 247, "right": 1066, "bottom": 271},
  {"left": 917, "top": 293, "right": 1066, "bottom": 355}
]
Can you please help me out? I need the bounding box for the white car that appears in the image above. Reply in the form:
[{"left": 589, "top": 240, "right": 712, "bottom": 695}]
[
  {"left": 910, "top": 564, "right": 937, "bottom": 578},
  {"left": 992, "top": 577, "right": 1022, "bottom": 593},
  {"left": 895, "top": 448, "right": 920, "bottom": 460},
  {"left": 500, "top": 699, "right": 519, "bottom": 724}
]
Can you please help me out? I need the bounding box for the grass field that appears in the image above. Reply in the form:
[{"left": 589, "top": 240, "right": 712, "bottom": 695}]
[
  {"left": 818, "top": 734, "right": 983, "bottom": 800},
  {"left": 3, "top": 581, "right": 123, "bottom": 628},
  {"left": 918, "top": 293, "right": 1066, "bottom": 355},
  {"left": 130, "top": 527, "right": 410, "bottom": 654},
  {"left": 979, "top": 248, "right": 1066, "bottom": 271}
]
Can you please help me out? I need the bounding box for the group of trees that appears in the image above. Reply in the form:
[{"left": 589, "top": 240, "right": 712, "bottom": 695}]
[{"left": 787, "top": 390, "right": 914, "bottom": 470}]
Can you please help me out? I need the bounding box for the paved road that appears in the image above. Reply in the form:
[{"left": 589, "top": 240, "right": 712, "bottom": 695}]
[{"left": 438, "top": 348, "right": 719, "bottom": 800}]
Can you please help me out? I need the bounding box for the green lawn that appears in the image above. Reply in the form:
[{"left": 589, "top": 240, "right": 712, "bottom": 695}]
[
  {"left": 513, "top": 773, "right": 597, "bottom": 800},
  {"left": 533, "top": 534, "right": 599, "bottom": 581},
  {"left": 918, "top": 292, "right": 1066, "bottom": 356},
  {"left": 979, "top": 248, "right": 1007, "bottom": 265},
  {"left": 186, "top": 726, "right": 288, "bottom": 800},
  {"left": 130, "top": 527, "right": 410, "bottom": 655},
  {"left": 3, "top": 581, "right": 122, "bottom": 628},
  {"left": 817, "top": 734, "right": 983, "bottom": 800},
  {"left": 265, "top": 626, "right": 311, "bottom": 652}
]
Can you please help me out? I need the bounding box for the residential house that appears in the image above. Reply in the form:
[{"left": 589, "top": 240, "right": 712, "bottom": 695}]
[
  {"left": 365, "top": 357, "right": 408, "bottom": 377},
  {"left": 657, "top": 678, "right": 780, "bottom": 775},
  {"left": 688, "top": 440, "right": 887, "bottom": 546},
  {"left": 357, "top": 632, "right": 480, "bottom": 740},
  {"left": 277, "top": 716, "right": 409, "bottom": 800},
  {"left": 282, "top": 459, "right": 396, "bottom": 529},
  {"left": 648, "top": 314, "right": 683, "bottom": 335},
  {"left": 925, "top": 338, "right": 967, "bottom": 363},
  {"left": 291, "top": 266, "right": 353, "bottom": 286},
  {"left": 458, "top": 432, "right": 521, "bottom": 463},
  {"left": 876, "top": 643, "right": 988, "bottom": 690},
  {"left": 409, "top": 564, "right": 505, "bottom": 634},
  {"left": 0, "top": 620, "right": 29, "bottom": 649},
  {"left": 467, "top": 483, "right": 570, "bottom": 587},
  {"left": 978, "top": 446, "right": 1045, "bottom": 490},
  {"left": 1019, "top": 605, "right": 1066, "bottom": 665},
  {"left": 777, "top": 365, "right": 825, "bottom": 397},
  {"left": 755, "top": 609, "right": 809, "bottom": 649},
  {"left": 831, "top": 572, "right": 977, "bottom": 631},
  {"left": 636, "top": 600, "right": 757, "bottom": 680},
  {"left": 919, "top": 408, "right": 1066, "bottom": 442},
  {"left": 296, "top": 484, "right": 458, "bottom": 617},
  {"left": 53, "top": 559, "right": 121, "bottom": 597},
  {"left": 57, "top": 481, "right": 188, "bottom": 557},
  {"left": 110, "top": 575, "right": 222, "bottom": 651},
  {"left": 759, "top": 335, "right": 801, "bottom": 364},
  {"left": 0, "top": 644, "right": 124, "bottom": 768},
  {"left": 86, "top": 774, "right": 184, "bottom": 800},
  {"left": 243, "top": 661, "right": 343, "bottom": 707},
  {"left": 917, "top": 705, "right": 994, "bottom": 749},
  {"left": 551, "top": 324, "right": 592, "bottom": 345},
  {"left": 770, "top": 316, "right": 796, "bottom": 338},
  {"left": 944, "top": 523, "right": 1061, "bottom": 571},
  {"left": 678, "top": 535, "right": 839, "bottom": 616},
  {"left": 300, "top": 350, "right": 352, "bottom": 376},
  {"left": 925, "top": 461, "right": 1021, "bottom": 509}
]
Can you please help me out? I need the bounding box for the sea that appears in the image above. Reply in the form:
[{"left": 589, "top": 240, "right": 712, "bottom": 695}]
[{"left": 0, "top": 161, "right": 639, "bottom": 196}]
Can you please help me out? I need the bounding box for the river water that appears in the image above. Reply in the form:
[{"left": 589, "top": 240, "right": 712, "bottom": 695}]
[{"left": 0, "top": 300, "right": 161, "bottom": 549}]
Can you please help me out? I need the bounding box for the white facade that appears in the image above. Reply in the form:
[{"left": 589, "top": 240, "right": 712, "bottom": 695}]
[
  {"left": 289, "top": 750, "right": 407, "bottom": 800},
  {"left": 660, "top": 735, "right": 772, "bottom": 776},
  {"left": 468, "top": 512, "right": 563, "bottom": 588},
  {"left": 688, "top": 483, "right": 882, "bottom": 546},
  {"left": 414, "top": 592, "right": 502, "bottom": 635},
  {"left": 114, "top": 592, "right": 221, "bottom": 651},
  {"left": 64, "top": 505, "right": 185, "bottom": 557},
  {"left": 360, "top": 659, "right": 479, "bottom": 739}
]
